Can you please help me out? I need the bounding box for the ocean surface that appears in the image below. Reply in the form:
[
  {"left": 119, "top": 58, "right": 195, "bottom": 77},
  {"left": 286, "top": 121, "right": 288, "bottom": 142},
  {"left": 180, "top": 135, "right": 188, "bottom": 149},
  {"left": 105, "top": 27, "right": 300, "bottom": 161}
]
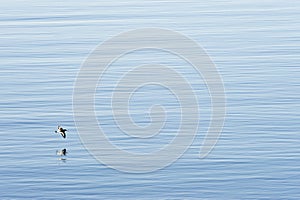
[{"left": 1, "top": 0, "right": 299, "bottom": 199}]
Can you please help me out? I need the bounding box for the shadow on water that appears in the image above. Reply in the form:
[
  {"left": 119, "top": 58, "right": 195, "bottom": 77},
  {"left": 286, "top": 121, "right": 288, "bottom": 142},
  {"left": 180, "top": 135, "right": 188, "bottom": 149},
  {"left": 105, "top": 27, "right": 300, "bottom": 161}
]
[{"left": 56, "top": 148, "right": 68, "bottom": 162}]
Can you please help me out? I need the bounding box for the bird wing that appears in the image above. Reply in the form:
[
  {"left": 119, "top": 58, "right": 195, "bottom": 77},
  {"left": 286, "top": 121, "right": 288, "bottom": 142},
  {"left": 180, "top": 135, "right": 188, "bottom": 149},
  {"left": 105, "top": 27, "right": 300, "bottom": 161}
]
[{"left": 60, "top": 132, "right": 66, "bottom": 138}]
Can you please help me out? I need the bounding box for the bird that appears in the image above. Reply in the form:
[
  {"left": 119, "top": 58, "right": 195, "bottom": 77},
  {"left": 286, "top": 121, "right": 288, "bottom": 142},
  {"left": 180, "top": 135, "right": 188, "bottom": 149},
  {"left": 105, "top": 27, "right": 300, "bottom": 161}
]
[
  {"left": 56, "top": 148, "right": 67, "bottom": 156},
  {"left": 55, "top": 126, "right": 67, "bottom": 138}
]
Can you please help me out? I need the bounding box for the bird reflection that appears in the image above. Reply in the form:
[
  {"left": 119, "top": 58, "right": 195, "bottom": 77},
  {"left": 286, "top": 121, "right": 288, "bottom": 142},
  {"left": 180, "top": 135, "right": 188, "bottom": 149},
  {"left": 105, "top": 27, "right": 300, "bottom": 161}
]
[{"left": 57, "top": 148, "right": 67, "bottom": 156}]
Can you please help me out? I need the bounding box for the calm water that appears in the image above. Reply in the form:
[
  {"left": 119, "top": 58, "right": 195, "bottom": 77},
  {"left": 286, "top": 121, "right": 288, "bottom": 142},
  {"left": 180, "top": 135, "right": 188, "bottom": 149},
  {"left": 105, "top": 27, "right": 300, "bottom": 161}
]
[{"left": 1, "top": 0, "right": 300, "bottom": 199}]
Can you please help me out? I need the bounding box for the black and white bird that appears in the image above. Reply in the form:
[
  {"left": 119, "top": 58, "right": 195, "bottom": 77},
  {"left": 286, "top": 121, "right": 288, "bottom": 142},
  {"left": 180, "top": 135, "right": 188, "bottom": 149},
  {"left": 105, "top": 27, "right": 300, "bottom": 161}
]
[{"left": 55, "top": 126, "right": 67, "bottom": 138}]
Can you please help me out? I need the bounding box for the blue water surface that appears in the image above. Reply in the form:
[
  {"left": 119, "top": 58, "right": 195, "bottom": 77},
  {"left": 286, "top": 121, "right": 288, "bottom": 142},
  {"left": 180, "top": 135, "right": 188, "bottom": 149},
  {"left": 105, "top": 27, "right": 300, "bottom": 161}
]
[{"left": 0, "top": 0, "right": 299, "bottom": 199}]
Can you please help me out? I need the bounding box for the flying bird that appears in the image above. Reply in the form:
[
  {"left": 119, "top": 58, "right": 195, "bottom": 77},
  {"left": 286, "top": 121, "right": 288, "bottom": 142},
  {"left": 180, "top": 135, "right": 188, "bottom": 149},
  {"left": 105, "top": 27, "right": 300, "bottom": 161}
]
[{"left": 55, "top": 126, "right": 67, "bottom": 138}]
